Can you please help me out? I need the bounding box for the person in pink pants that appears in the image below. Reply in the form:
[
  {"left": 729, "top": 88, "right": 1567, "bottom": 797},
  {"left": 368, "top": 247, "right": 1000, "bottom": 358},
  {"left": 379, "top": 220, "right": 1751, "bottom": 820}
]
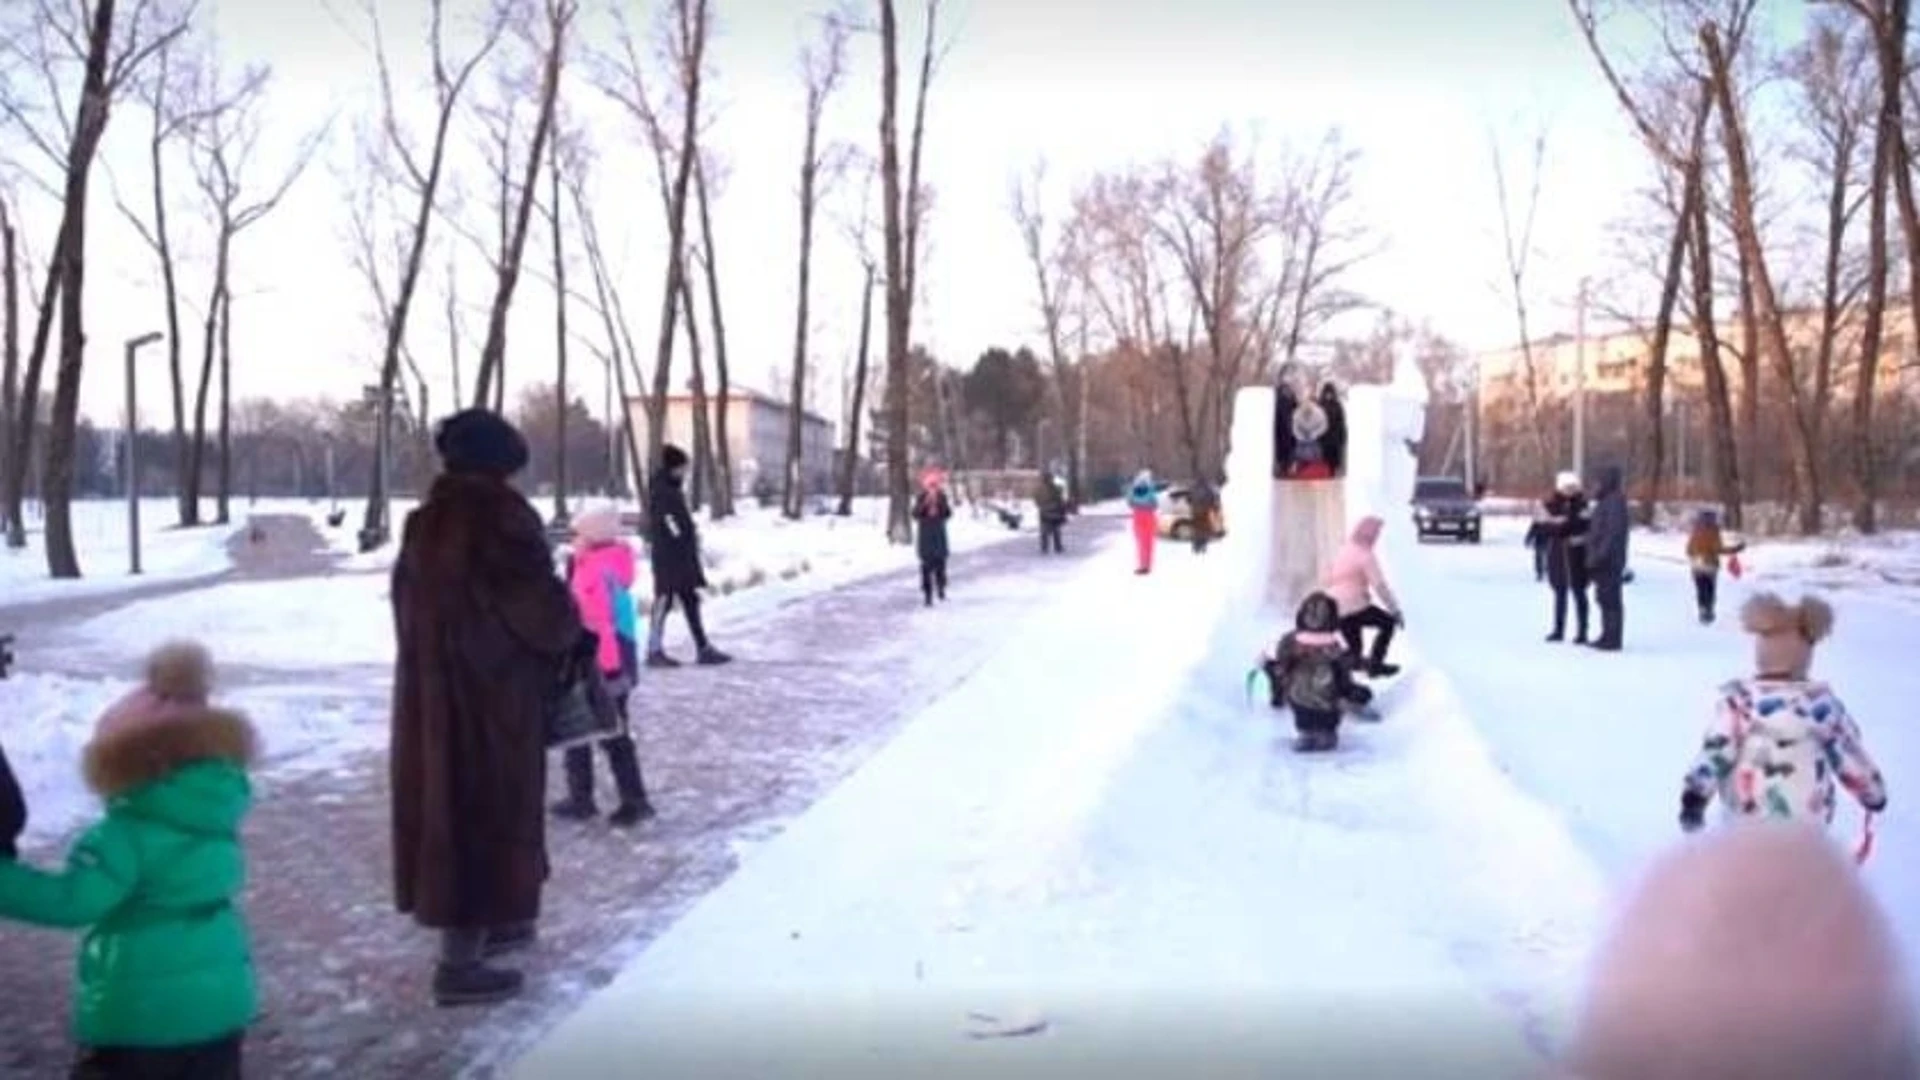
[{"left": 1126, "top": 471, "right": 1159, "bottom": 575}]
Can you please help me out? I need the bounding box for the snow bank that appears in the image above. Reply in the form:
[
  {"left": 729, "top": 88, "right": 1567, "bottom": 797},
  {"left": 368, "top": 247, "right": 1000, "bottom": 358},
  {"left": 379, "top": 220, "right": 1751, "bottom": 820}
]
[
  {"left": 1633, "top": 524, "right": 1920, "bottom": 607},
  {"left": 0, "top": 498, "right": 242, "bottom": 605},
  {"left": 0, "top": 668, "right": 386, "bottom": 846},
  {"left": 510, "top": 527, "right": 1602, "bottom": 1077}
]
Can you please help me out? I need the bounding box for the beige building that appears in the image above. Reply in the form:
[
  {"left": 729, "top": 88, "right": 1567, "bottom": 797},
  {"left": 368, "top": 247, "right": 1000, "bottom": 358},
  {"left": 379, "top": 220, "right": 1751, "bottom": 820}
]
[
  {"left": 1475, "top": 302, "right": 1918, "bottom": 407},
  {"left": 624, "top": 390, "right": 836, "bottom": 497}
]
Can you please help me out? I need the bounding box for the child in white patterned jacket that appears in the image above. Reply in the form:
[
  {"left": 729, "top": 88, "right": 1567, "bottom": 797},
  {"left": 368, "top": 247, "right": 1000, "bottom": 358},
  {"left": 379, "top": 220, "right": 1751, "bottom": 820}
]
[{"left": 1680, "top": 592, "right": 1886, "bottom": 832}]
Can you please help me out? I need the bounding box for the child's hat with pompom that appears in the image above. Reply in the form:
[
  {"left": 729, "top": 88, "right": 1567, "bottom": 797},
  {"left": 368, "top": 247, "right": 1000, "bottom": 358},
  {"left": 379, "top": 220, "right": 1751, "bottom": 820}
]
[
  {"left": 1741, "top": 592, "right": 1834, "bottom": 679},
  {"left": 93, "top": 641, "right": 216, "bottom": 741}
]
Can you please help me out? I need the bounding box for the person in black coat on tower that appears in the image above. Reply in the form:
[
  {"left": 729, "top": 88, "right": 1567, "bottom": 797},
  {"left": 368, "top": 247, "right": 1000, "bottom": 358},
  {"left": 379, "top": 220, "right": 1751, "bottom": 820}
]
[
  {"left": 644, "top": 444, "right": 731, "bottom": 667},
  {"left": 1539, "top": 470, "right": 1592, "bottom": 643},
  {"left": 1585, "top": 463, "right": 1631, "bottom": 652}
]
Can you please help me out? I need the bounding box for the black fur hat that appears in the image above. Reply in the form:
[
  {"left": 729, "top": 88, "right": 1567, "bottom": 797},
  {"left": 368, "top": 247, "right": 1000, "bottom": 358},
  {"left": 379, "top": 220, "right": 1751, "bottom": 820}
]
[
  {"left": 660, "top": 444, "right": 690, "bottom": 470},
  {"left": 434, "top": 408, "right": 530, "bottom": 478}
]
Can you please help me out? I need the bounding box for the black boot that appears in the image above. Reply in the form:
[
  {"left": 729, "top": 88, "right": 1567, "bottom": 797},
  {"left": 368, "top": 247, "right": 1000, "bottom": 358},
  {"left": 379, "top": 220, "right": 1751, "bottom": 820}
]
[
  {"left": 646, "top": 650, "right": 682, "bottom": 669},
  {"left": 696, "top": 646, "right": 732, "bottom": 666},
  {"left": 550, "top": 747, "right": 597, "bottom": 820},
  {"left": 434, "top": 929, "right": 524, "bottom": 1007},
  {"left": 605, "top": 737, "right": 656, "bottom": 827},
  {"left": 483, "top": 921, "right": 537, "bottom": 958}
]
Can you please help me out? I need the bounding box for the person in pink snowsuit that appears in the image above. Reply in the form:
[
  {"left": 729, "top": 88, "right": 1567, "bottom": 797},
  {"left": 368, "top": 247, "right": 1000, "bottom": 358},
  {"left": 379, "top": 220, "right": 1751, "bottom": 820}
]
[
  {"left": 552, "top": 504, "right": 654, "bottom": 828},
  {"left": 1321, "top": 515, "right": 1403, "bottom": 677},
  {"left": 1125, "top": 471, "right": 1158, "bottom": 575}
]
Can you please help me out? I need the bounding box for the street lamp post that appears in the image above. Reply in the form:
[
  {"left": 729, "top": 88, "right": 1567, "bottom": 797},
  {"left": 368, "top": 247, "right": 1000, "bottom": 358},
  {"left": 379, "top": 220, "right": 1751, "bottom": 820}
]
[{"left": 124, "top": 331, "right": 164, "bottom": 575}]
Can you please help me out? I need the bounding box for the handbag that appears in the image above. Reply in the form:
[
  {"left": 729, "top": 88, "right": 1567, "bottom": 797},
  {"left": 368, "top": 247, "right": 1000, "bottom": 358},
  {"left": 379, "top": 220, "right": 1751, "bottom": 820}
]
[{"left": 545, "top": 643, "right": 623, "bottom": 750}]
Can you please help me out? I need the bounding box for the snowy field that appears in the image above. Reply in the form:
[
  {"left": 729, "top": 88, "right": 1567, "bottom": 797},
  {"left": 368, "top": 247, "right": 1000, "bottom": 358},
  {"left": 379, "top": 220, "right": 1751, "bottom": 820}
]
[{"left": 0, "top": 497, "right": 250, "bottom": 604}]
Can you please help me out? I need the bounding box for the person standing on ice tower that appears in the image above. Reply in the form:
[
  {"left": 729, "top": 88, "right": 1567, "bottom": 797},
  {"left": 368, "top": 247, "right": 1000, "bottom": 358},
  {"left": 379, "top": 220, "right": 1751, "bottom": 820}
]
[
  {"left": 1678, "top": 592, "right": 1886, "bottom": 834},
  {"left": 1126, "top": 470, "right": 1159, "bottom": 574},
  {"left": 1323, "top": 515, "right": 1403, "bottom": 677},
  {"left": 1585, "top": 463, "right": 1631, "bottom": 651},
  {"left": 912, "top": 468, "right": 954, "bottom": 605},
  {"left": 1539, "top": 471, "right": 1593, "bottom": 643}
]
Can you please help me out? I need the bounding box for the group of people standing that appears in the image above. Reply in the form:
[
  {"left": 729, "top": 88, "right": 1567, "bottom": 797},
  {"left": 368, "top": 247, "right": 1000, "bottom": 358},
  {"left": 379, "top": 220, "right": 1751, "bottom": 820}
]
[{"left": 1527, "top": 464, "right": 1631, "bottom": 651}]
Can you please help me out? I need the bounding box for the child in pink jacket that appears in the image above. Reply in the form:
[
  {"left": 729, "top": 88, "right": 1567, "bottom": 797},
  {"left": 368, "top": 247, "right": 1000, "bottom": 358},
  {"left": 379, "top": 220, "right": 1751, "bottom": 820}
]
[
  {"left": 552, "top": 504, "right": 655, "bottom": 827},
  {"left": 1321, "top": 515, "right": 1403, "bottom": 677}
]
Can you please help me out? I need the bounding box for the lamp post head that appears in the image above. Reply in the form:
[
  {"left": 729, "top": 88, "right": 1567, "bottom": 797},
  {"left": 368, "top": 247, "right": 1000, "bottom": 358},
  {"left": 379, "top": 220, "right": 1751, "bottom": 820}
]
[{"left": 128, "top": 331, "right": 163, "bottom": 349}]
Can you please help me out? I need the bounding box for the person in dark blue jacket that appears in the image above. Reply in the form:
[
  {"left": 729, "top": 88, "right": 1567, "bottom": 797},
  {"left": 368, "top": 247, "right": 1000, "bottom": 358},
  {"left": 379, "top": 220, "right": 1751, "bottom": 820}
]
[{"left": 1585, "top": 463, "right": 1631, "bottom": 652}]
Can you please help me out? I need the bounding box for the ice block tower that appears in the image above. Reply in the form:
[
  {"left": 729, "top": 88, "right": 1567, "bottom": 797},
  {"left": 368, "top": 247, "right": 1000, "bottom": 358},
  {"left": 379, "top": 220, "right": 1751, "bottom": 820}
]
[{"left": 1222, "top": 350, "right": 1427, "bottom": 618}]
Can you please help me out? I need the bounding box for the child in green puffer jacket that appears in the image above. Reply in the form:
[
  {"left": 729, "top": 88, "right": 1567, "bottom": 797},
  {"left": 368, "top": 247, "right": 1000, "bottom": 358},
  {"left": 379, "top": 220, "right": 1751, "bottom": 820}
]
[{"left": 0, "top": 641, "right": 258, "bottom": 1079}]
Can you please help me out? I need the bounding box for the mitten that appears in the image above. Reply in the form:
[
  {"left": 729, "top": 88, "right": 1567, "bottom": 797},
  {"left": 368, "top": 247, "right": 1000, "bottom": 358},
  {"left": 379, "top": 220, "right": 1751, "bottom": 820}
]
[{"left": 1679, "top": 791, "right": 1707, "bottom": 833}]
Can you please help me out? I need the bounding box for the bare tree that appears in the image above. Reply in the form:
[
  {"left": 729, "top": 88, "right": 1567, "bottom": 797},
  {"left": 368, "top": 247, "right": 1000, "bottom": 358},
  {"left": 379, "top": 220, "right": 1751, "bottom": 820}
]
[
  {"left": 595, "top": 0, "right": 709, "bottom": 474},
  {"left": 1488, "top": 126, "right": 1553, "bottom": 467},
  {"left": 107, "top": 34, "right": 203, "bottom": 525},
  {"left": 546, "top": 102, "right": 571, "bottom": 524},
  {"left": 356, "top": 0, "right": 506, "bottom": 549},
  {"left": 471, "top": 0, "right": 574, "bottom": 408},
  {"left": 876, "top": 0, "right": 942, "bottom": 543},
  {"left": 690, "top": 153, "right": 734, "bottom": 516},
  {"left": 783, "top": 8, "right": 851, "bottom": 519},
  {"left": 556, "top": 129, "right": 646, "bottom": 491},
  {"left": 182, "top": 63, "right": 321, "bottom": 524},
  {"left": 836, "top": 161, "right": 879, "bottom": 515},
  {"left": 1264, "top": 130, "right": 1370, "bottom": 374},
  {"left": 38, "top": 0, "right": 190, "bottom": 577},
  {"left": 1011, "top": 160, "right": 1083, "bottom": 501}
]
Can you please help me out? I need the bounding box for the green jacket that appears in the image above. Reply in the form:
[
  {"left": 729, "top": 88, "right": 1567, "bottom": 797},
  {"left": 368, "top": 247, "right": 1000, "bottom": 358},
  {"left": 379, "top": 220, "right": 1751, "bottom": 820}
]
[{"left": 0, "top": 711, "right": 257, "bottom": 1048}]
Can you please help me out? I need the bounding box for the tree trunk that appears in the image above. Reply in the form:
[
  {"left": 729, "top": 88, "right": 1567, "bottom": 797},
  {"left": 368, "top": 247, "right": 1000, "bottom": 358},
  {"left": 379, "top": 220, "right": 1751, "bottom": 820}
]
[
  {"left": 446, "top": 257, "right": 462, "bottom": 407},
  {"left": 643, "top": 0, "right": 708, "bottom": 471},
  {"left": 0, "top": 199, "right": 18, "bottom": 544},
  {"left": 1702, "top": 24, "right": 1820, "bottom": 535},
  {"left": 472, "top": 6, "right": 567, "bottom": 408},
  {"left": 837, "top": 262, "right": 876, "bottom": 515},
  {"left": 677, "top": 260, "right": 715, "bottom": 512},
  {"left": 1638, "top": 80, "right": 1713, "bottom": 526},
  {"left": 783, "top": 132, "right": 821, "bottom": 520},
  {"left": 140, "top": 100, "right": 193, "bottom": 528},
  {"left": 550, "top": 129, "right": 570, "bottom": 526},
  {"left": 1685, "top": 137, "right": 1744, "bottom": 529},
  {"left": 6, "top": 216, "right": 65, "bottom": 549},
  {"left": 1806, "top": 76, "right": 1858, "bottom": 535},
  {"left": 215, "top": 281, "right": 232, "bottom": 524},
  {"left": 42, "top": 0, "right": 121, "bottom": 579},
  {"left": 691, "top": 159, "right": 734, "bottom": 517},
  {"left": 1863, "top": 0, "right": 1915, "bottom": 533},
  {"left": 186, "top": 226, "right": 228, "bottom": 524},
  {"left": 877, "top": 0, "right": 911, "bottom": 543}
]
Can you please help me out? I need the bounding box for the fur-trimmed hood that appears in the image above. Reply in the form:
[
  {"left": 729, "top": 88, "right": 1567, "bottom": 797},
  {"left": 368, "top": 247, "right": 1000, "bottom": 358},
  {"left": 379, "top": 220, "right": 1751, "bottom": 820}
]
[{"left": 83, "top": 709, "right": 255, "bottom": 834}]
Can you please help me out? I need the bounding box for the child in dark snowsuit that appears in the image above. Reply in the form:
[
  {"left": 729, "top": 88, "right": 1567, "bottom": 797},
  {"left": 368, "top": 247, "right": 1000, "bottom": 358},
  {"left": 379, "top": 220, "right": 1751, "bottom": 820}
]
[{"left": 1263, "top": 592, "right": 1373, "bottom": 753}]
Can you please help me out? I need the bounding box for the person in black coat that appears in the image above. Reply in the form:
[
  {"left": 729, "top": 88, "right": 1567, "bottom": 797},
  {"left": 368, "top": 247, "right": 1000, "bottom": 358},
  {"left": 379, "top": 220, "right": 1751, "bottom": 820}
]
[
  {"left": 1585, "top": 463, "right": 1631, "bottom": 652},
  {"left": 644, "top": 444, "right": 730, "bottom": 667},
  {"left": 912, "top": 470, "right": 953, "bottom": 606},
  {"left": 1539, "top": 471, "right": 1593, "bottom": 643},
  {"left": 0, "top": 741, "right": 25, "bottom": 860}
]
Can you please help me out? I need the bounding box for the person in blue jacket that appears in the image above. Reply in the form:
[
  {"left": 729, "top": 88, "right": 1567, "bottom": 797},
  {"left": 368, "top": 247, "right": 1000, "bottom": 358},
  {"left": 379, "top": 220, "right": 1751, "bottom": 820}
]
[{"left": 1127, "top": 470, "right": 1159, "bottom": 575}]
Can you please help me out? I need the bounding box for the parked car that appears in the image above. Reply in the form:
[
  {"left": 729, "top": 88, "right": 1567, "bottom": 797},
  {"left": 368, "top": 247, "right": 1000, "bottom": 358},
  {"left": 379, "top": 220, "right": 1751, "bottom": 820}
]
[
  {"left": 1411, "top": 475, "right": 1482, "bottom": 543},
  {"left": 1157, "top": 486, "right": 1224, "bottom": 541}
]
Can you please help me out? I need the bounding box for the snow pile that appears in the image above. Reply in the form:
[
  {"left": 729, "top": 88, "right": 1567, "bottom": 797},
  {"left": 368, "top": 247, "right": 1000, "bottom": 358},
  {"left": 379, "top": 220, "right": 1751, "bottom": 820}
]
[
  {"left": 0, "top": 670, "right": 386, "bottom": 846},
  {"left": 0, "top": 498, "right": 242, "bottom": 605}
]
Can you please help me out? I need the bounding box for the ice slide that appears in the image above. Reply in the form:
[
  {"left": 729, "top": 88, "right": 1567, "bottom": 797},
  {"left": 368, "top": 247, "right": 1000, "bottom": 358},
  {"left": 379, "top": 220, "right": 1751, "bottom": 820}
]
[{"left": 1220, "top": 351, "right": 1430, "bottom": 625}]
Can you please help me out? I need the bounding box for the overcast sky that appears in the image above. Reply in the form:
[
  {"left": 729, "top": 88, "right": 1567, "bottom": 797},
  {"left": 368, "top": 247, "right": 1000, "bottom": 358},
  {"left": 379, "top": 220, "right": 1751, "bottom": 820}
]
[{"left": 4, "top": 0, "right": 1812, "bottom": 430}]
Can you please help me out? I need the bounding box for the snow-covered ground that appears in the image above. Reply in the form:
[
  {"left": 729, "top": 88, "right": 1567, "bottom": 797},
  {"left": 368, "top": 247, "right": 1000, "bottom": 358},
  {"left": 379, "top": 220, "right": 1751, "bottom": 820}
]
[
  {"left": 0, "top": 494, "right": 1042, "bottom": 847},
  {"left": 1401, "top": 516, "right": 1920, "bottom": 1007},
  {"left": 0, "top": 497, "right": 251, "bottom": 604},
  {"left": 1633, "top": 521, "right": 1920, "bottom": 606}
]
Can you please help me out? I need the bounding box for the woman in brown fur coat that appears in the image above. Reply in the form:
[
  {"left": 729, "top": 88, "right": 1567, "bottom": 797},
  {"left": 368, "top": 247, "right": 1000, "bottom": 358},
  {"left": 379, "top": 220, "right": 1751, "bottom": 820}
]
[{"left": 390, "top": 409, "right": 585, "bottom": 1007}]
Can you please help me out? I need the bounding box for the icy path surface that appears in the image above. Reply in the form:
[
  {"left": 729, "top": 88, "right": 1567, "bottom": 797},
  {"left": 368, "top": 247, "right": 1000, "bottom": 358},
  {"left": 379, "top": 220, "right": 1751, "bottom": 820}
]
[
  {"left": 1400, "top": 518, "right": 1920, "bottom": 1004},
  {"left": 515, "top": 532, "right": 1607, "bottom": 1079}
]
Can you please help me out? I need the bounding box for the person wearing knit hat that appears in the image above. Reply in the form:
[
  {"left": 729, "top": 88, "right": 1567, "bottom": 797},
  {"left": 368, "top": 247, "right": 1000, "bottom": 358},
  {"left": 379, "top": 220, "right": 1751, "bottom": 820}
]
[
  {"left": 1536, "top": 470, "right": 1592, "bottom": 643},
  {"left": 1679, "top": 591, "right": 1887, "bottom": 832},
  {"left": 392, "top": 410, "right": 587, "bottom": 1006},
  {"left": 0, "top": 641, "right": 258, "bottom": 1074},
  {"left": 434, "top": 407, "right": 530, "bottom": 478},
  {"left": 644, "top": 444, "right": 730, "bottom": 666}
]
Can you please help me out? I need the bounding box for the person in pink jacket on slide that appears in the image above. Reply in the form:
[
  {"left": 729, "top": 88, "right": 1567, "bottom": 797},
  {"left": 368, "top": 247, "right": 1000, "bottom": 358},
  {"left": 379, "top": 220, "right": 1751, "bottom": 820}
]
[{"left": 1321, "top": 515, "right": 1403, "bottom": 677}]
